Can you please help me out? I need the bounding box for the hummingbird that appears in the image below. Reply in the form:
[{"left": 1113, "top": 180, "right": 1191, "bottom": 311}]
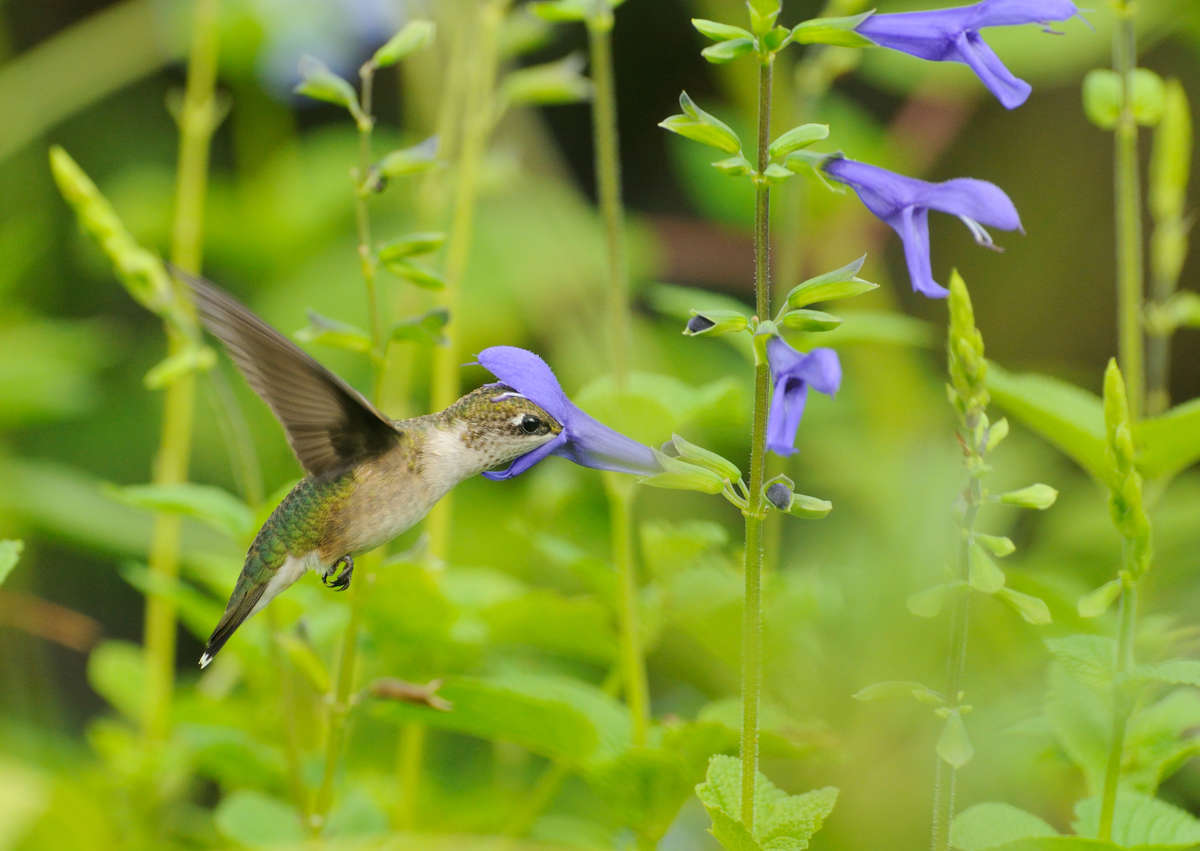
[{"left": 175, "top": 269, "right": 562, "bottom": 668}]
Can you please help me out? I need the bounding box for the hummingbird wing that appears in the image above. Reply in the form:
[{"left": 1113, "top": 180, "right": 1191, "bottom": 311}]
[{"left": 173, "top": 267, "right": 401, "bottom": 475}]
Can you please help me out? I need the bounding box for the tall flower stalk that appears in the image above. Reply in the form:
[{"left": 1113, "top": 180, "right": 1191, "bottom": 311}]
[{"left": 146, "top": 0, "right": 221, "bottom": 743}]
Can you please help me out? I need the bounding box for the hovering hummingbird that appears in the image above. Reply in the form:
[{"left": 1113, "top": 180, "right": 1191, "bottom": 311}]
[{"left": 176, "top": 270, "right": 565, "bottom": 668}]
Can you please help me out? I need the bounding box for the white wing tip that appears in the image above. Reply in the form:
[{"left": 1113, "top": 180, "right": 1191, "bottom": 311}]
[{"left": 199, "top": 652, "right": 214, "bottom": 669}]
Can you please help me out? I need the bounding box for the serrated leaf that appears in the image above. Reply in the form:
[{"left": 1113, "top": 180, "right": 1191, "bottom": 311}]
[
  {"left": 769, "top": 124, "right": 829, "bottom": 160},
  {"left": 951, "top": 802, "right": 1059, "bottom": 850},
  {"left": 998, "top": 587, "right": 1052, "bottom": 625},
  {"left": 295, "top": 310, "right": 372, "bottom": 354},
  {"left": 790, "top": 13, "right": 873, "bottom": 48},
  {"left": 1046, "top": 636, "right": 1115, "bottom": 689},
  {"left": 0, "top": 540, "right": 23, "bottom": 586},
  {"left": 1074, "top": 792, "right": 1200, "bottom": 847},
  {"left": 369, "top": 671, "right": 630, "bottom": 768},
  {"left": 390, "top": 308, "right": 450, "bottom": 347},
  {"left": 784, "top": 256, "right": 876, "bottom": 309},
  {"left": 371, "top": 20, "right": 435, "bottom": 69},
  {"left": 937, "top": 711, "right": 974, "bottom": 769},
  {"left": 1078, "top": 578, "right": 1123, "bottom": 618},
  {"left": 986, "top": 363, "right": 1107, "bottom": 482},
  {"left": 378, "top": 231, "right": 446, "bottom": 260},
  {"left": 1137, "top": 659, "right": 1200, "bottom": 687},
  {"left": 968, "top": 542, "right": 1006, "bottom": 593},
  {"left": 702, "top": 38, "right": 756, "bottom": 64},
  {"left": 693, "top": 18, "right": 754, "bottom": 41},
  {"left": 853, "top": 680, "right": 944, "bottom": 706},
  {"left": 107, "top": 482, "right": 254, "bottom": 541},
  {"left": 294, "top": 55, "right": 362, "bottom": 120}
]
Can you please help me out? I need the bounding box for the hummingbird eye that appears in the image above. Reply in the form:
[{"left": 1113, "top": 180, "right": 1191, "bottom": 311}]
[{"left": 520, "top": 414, "right": 546, "bottom": 435}]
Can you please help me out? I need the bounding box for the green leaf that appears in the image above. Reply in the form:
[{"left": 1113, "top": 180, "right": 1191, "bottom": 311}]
[
  {"left": 968, "top": 542, "right": 1006, "bottom": 594},
  {"left": 1135, "top": 397, "right": 1200, "bottom": 481},
  {"left": 87, "top": 640, "right": 146, "bottom": 722},
  {"left": 951, "top": 802, "right": 1059, "bottom": 850},
  {"left": 294, "top": 55, "right": 363, "bottom": 122},
  {"left": 768, "top": 124, "right": 830, "bottom": 160},
  {"left": 762, "top": 163, "right": 793, "bottom": 184},
  {"left": 482, "top": 590, "right": 617, "bottom": 664},
  {"left": 1083, "top": 69, "right": 1121, "bottom": 130},
  {"left": 1137, "top": 659, "right": 1200, "bottom": 687},
  {"left": 143, "top": 343, "right": 216, "bottom": 389},
  {"left": 378, "top": 231, "right": 446, "bottom": 260},
  {"left": 528, "top": 0, "right": 624, "bottom": 22},
  {"left": 294, "top": 310, "right": 372, "bottom": 354},
  {"left": 370, "top": 671, "right": 630, "bottom": 768},
  {"left": 693, "top": 18, "right": 754, "bottom": 42},
  {"left": 659, "top": 92, "right": 742, "bottom": 154},
  {"left": 778, "top": 309, "right": 842, "bottom": 332},
  {"left": 747, "top": 0, "right": 781, "bottom": 36},
  {"left": 702, "top": 38, "right": 756, "bottom": 64},
  {"left": 381, "top": 257, "right": 446, "bottom": 290},
  {"left": 937, "top": 711, "right": 974, "bottom": 768},
  {"left": 667, "top": 434, "right": 741, "bottom": 482},
  {"left": 1074, "top": 792, "right": 1200, "bottom": 847},
  {"left": 1078, "top": 578, "right": 1123, "bottom": 618},
  {"left": 390, "top": 308, "right": 450, "bottom": 347},
  {"left": 375, "top": 136, "right": 440, "bottom": 181},
  {"left": 696, "top": 755, "right": 837, "bottom": 851},
  {"left": 986, "top": 363, "right": 1107, "bottom": 481},
  {"left": 790, "top": 13, "right": 873, "bottom": 47},
  {"left": 1045, "top": 663, "right": 1109, "bottom": 792},
  {"left": 997, "top": 588, "right": 1052, "bottom": 625},
  {"left": 106, "top": 482, "right": 254, "bottom": 541},
  {"left": 214, "top": 789, "right": 306, "bottom": 846},
  {"left": 0, "top": 540, "right": 23, "bottom": 586},
  {"left": 853, "top": 680, "right": 945, "bottom": 706},
  {"left": 1131, "top": 68, "right": 1167, "bottom": 126},
  {"left": 712, "top": 154, "right": 755, "bottom": 177},
  {"left": 1046, "top": 636, "right": 1115, "bottom": 689},
  {"left": 370, "top": 20, "right": 435, "bottom": 69},
  {"left": 908, "top": 582, "right": 959, "bottom": 618},
  {"left": 500, "top": 54, "right": 592, "bottom": 106},
  {"left": 783, "top": 255, "right": 877, "bottom": 309}
]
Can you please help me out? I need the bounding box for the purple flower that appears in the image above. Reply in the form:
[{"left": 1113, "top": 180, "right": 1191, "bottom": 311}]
[
  {"left": 856, "top": 0, "right": 1081, "bottom": 109},
  {"left": 476, "top": 346, "right": 660, "bottom": 479},
  {"left": 766, "top": 337, "right": 842, "bottom": 457},
  {"left": 823, "top": 156, "right": 1022, "bottom": 299}
]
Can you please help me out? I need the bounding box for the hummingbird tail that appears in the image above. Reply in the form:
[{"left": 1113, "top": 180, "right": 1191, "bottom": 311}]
[{"left": 199, "top": 582, "right": 266, "bottom": 668}]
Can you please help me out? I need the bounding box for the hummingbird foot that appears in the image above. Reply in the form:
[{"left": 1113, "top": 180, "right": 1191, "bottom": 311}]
[{"left": 323, "top": 555, "right": 354, "bottom": 592}]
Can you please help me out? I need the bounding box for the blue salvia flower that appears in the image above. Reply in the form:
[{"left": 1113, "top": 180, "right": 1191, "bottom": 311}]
[
  {"left": 824, "top": 156, "right": 1022, "bottom": 299},
  {"left": 766, "top": 337, "right": 842, "bottom": 457},
  {"left": 476, "top": 346, "right": 660, "bottom": 479},
  {"left": 856, "top": 0, "right": 1082, "bottom": 109}
]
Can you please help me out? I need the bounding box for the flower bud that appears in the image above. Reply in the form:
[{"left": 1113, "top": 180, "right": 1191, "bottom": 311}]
[
  {"left": 684, "top": 309, "right": 748, "bottom": 337},
  {"left": 998, "top": 484, "right": 1058, "bottom": 510}
]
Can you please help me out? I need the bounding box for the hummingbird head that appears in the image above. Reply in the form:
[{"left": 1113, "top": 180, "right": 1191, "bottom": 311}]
[{"left": 439, "top": 384, "right": 563, "bottom": 475}]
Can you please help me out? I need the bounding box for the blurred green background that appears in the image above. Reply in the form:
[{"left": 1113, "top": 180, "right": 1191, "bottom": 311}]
[{"left": 3, "top": 0, "right": 1200, "bottom": 849}]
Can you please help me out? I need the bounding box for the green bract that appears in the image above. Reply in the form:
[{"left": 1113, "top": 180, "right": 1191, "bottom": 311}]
[
  {"left": 659, "top": 91, "right": 742, "bottom": 154},
  {"left": 294, "top": 55, "right": 365, "bottom": 125},
  {"left": 783, "top": 255, "right": 876, "bottom": 309},
  {"left": 790, "top": 12, "right": 874, "bottom": 48},
  {"left": 369, "top": 19, "right": 435, "bottom": 69},
  {"left": 768, "top": 123, "right": 829, "bottom": 160}
]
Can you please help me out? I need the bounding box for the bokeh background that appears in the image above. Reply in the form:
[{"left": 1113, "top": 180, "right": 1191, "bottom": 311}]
[{"left": 2, "top": 0, "right": 1200, "bottom": 849}]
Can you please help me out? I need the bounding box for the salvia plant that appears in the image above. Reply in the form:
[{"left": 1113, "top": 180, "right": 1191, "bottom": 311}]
[{"left": 11, "top": 0, "right": 1200, "bottom": 850}]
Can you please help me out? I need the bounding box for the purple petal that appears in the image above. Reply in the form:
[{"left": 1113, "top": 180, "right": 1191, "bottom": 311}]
[
  {"left": 951, "top": 30, "right": 1031, "bottom": 109},
  {"left": 796, "top": 348, "right": 843, "bottom": 397},
  {"left": 767, "top": 376, "right": 809, "bottom": 457},
  {"left": 766, "top": 336, "right": 803, "bottom": 382},
  {"left": 972, "top": 0, "right": 1080, "bottom": 28},
  {"left": 896, "top": 206, "right": 948, "bottom": 298},
  {"left": 476, "top": 346, "right": 570, "bottom": 422},
  {"left": 856, "top": 8, "right": 968, "bottom": 60},
  {"left": 482, "top": 431, "right": 569, "bottom": 480},
  {"left": 557, "top": 412, "right": 660, "bottom": 475},
  {"left": 825, "top": 157, "right": 916, "bottom": 219},
  {"left": 919, "top": 176, "right": 1023, "bottom": 230}
]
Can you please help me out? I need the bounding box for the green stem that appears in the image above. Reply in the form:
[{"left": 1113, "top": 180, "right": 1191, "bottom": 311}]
[
  {"left": 313, "top": 61, "right": 383, "bottom": 831},
  {"left": 427, "top": 0, "right": 509, "bottom": 560},
  {"left": 740, "top": 54, "right": 774, "bottom": 834},
  {"left": 931, "top": 471, "right": 980, "bottom": 851},
  {"left": 1113, "top": 0, "right": 1144, "bottom": 421},
  {"left": 394, "top": 721, "right": 425, "bottom": 828},
  {"left": 144, "top": 0, "right": 219, "bottom": 742},
  {"left": 1098, "top": 572, "right": 1138, "bottom": 840},
  {"left": 609, "top": 476, "right": 648, "bottom": 744}
]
